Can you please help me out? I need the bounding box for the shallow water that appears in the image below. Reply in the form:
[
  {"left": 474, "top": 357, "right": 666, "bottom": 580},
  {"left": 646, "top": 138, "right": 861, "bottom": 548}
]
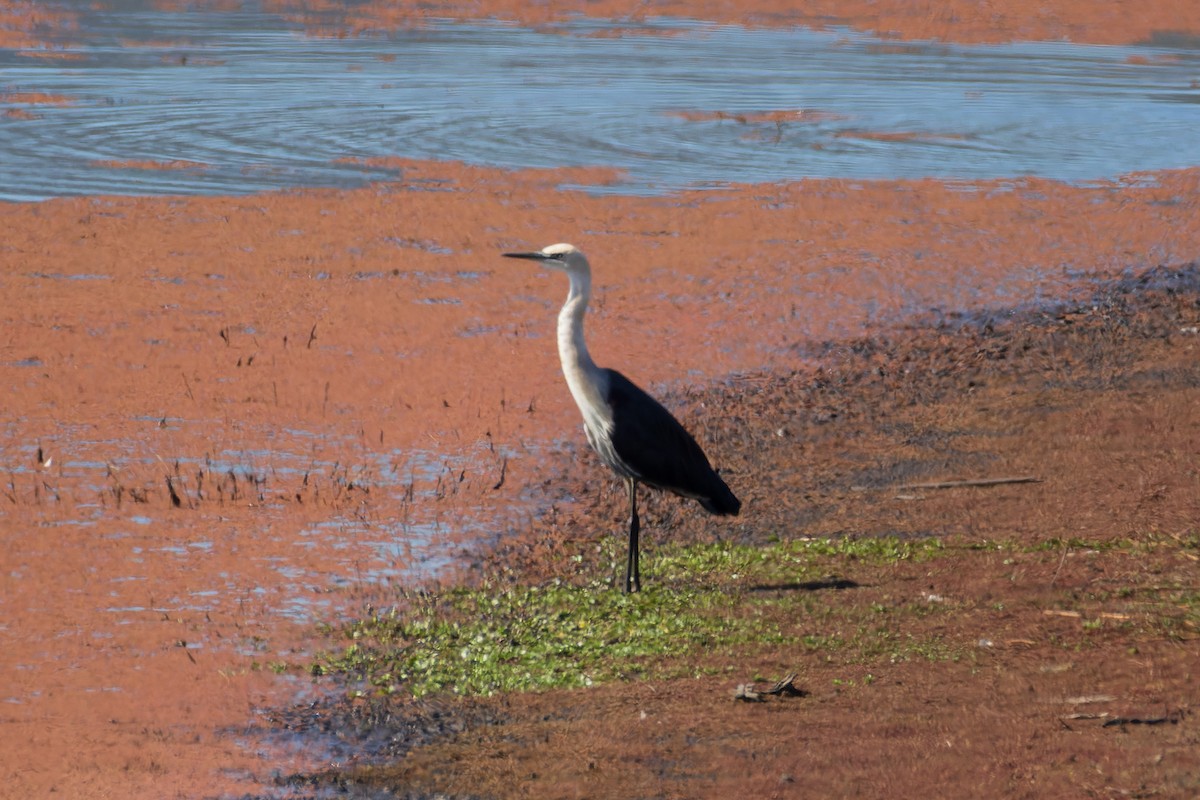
[
  {"left": 2, "top": 3, "right": 1199, "bottom": 200},
  {"left": 1, "top": 430, "right": 516, "bottom": 629}
]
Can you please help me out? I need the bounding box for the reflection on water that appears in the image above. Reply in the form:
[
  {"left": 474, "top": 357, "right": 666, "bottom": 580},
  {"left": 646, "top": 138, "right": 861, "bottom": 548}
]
[{"left": 1, "top": 2, "right": 1198, "bottom": 200}]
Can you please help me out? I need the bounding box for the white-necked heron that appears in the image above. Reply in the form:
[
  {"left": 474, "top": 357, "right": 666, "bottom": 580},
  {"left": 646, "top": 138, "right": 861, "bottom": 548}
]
[{"left": 504, "top": 243, "right": 740, "bottom": 592}]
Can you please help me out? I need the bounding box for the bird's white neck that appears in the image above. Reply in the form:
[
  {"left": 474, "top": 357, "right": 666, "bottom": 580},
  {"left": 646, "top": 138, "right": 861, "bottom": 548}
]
[
  {"left": 557, "top": 268, "right": 610, "bottom": 425},
  {"left": 558, "top": 268, "right": 597, "bottom": 374}
]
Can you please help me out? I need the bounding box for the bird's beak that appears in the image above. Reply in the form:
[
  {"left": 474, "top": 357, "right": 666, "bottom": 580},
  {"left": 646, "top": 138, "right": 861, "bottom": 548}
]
[{"left": 502, "top": 251, "right": 548, "bottom": 261}]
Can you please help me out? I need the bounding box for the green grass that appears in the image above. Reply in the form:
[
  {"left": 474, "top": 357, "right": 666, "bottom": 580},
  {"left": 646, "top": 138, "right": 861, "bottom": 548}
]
[
  {"left": 307, "top": 531, "right": 1200, "bottom": 698},
  {"left": 314, "top": 580, "right": 771, "bottom": 697},
  {"left": 312, "top": 536, "right": 949, "bottom": 697}
]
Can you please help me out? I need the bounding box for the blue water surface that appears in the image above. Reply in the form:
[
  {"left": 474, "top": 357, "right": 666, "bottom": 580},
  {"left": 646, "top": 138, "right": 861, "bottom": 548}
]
[{"left": 1, "top": 3, "right": 1198, "bottom": 200}]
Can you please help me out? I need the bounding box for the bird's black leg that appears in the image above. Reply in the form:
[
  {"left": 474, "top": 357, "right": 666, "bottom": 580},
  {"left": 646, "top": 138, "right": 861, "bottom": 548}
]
[{"left": 625, "top": 477, "right": 640, "bottom": 593}]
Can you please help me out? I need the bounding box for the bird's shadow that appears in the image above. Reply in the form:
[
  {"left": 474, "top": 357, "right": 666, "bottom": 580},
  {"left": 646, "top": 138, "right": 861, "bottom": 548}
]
[{"left": 747, "top": 577, "right": 861, "bottom": 593}]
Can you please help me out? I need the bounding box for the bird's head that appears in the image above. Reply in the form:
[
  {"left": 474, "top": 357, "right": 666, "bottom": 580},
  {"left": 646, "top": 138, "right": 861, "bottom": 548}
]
[{"left": 503, "top": 242, "right": 590, "bottom": 276}]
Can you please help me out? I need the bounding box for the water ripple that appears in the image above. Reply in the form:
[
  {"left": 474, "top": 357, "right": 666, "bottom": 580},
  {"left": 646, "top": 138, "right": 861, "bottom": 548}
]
[{"left": 2, "top": 3, "right": 1199, "bottom": 200}]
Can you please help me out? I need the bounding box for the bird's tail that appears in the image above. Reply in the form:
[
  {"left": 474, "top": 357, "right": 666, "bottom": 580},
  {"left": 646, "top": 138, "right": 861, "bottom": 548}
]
[{"left": 699, "top": 474, "right": 741, "bottom": 516}]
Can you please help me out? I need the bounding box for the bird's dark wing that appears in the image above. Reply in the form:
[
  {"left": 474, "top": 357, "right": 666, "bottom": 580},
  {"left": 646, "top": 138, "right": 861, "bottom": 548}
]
[{"left": 603, "top": 369, "right": 740, "bottom": 515}]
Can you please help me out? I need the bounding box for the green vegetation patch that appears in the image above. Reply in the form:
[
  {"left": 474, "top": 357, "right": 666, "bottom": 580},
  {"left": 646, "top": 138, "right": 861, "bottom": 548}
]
[
  {"left": 315, "top": 580, "right": 767, "bottom": 697},
  {"left": 313, "top": 536, "right": 947, "bottom": 697}
]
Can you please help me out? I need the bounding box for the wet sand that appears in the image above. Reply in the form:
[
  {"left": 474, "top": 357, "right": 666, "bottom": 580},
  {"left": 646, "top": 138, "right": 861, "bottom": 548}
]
[{"left": 3, "top": 1, "right": 1200, "bottom": 797}]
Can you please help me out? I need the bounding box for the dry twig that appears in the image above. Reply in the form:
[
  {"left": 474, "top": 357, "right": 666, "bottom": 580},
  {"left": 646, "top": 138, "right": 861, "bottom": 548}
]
[
  {"left": 734, "top": 672, "right": 805, "bottom": 702},
  {"left": 896, "top": 476, "right": 1041, "bottom": 491},
  {"left": 765, "top": 672, "right": 804, "bottom": 697}
]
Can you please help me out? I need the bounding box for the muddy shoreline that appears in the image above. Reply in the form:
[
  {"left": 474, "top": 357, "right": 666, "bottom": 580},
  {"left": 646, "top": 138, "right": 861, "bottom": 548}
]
[
  {"left": 3, "top": 159, "right": 1199, "bottom": 799},
  {"left": 274, "top": 262, "right": 1200, "bottom": 798}
]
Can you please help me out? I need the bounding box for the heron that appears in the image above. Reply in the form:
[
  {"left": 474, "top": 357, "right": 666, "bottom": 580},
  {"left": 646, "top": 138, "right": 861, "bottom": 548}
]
[{"left": 504, "top": 243, "right": 740, "bottom": 592}]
